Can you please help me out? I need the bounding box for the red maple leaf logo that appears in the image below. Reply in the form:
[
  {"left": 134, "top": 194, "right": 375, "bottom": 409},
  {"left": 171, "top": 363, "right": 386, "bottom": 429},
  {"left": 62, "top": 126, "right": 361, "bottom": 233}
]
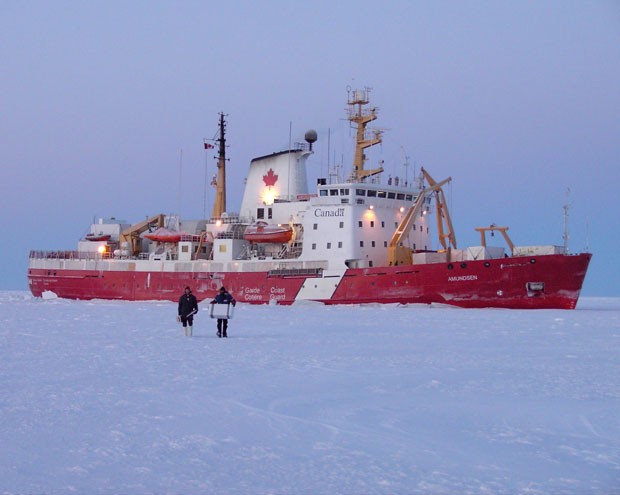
[{"left": 263, "top": 168, "right": 278, "bottom": 187}]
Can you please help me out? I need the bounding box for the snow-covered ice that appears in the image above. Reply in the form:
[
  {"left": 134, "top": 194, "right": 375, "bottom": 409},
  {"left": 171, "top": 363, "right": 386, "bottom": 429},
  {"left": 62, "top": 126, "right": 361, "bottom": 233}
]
[{"left": 1, "top": 291, "right": 619, "bottom": 494}]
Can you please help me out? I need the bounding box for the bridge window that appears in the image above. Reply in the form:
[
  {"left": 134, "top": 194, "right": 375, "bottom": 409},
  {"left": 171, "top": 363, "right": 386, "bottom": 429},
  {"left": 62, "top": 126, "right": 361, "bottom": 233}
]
[{"left": 356, "top": 189, "right": 366, "bottom": 196}]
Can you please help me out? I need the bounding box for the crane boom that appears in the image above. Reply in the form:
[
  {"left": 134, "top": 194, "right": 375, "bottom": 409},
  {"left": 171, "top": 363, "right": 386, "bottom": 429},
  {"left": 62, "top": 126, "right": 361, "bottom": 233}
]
[{"left": 387, "top": 168, "right": 455, "bottom": 266}]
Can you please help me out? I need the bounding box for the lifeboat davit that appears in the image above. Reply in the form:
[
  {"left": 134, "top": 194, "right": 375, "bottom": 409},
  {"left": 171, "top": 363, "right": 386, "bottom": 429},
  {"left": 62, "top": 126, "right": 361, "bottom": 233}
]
[
  {"left": 144, "top": 227, "right": 183, "bottom": 243},
  {"left": 243, "top": 221, "right": 293, "bottom": 244},
  {"left": 85, "top": 233, "right": 111, "bottom": 242}
]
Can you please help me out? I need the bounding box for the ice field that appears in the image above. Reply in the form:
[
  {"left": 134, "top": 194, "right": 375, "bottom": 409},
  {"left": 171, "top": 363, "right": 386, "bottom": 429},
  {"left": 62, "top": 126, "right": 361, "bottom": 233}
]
[{"left": 1, "top": 291, "right": 619, "bottom": 494}]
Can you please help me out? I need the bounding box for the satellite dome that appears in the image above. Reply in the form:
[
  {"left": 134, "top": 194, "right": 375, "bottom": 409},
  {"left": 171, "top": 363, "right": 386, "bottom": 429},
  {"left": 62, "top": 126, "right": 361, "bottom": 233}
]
[{"left": 304, "top": 129, "right": 318, "bottom": 144}]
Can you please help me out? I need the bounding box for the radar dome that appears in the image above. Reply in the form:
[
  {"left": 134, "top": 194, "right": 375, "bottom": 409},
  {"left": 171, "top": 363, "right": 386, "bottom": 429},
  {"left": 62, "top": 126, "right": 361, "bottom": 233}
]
[{"left": 304, "top": 129, "right": 318, "bottom": 144}]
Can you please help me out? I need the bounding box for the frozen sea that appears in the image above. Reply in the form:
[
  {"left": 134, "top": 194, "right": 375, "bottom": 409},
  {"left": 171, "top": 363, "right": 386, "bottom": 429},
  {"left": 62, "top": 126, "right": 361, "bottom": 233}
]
[{"left": 1, "top": 291, "right": 619, "bottom": 495}]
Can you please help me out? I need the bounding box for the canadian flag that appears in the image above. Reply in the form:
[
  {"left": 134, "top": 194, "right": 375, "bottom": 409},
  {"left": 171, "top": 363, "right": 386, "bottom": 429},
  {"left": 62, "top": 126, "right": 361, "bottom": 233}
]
[{"left": 204, "top": 142, "right": 215, "bottom": 149}]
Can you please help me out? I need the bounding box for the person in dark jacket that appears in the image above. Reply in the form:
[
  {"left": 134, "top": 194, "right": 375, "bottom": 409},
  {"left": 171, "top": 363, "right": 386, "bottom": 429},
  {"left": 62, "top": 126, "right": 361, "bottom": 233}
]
[
  {"left": 178, "top": 286, "right": 198, "bottom": 336},
  {"left": 210, "top": 286, "right": 236, "bottom": 338}
]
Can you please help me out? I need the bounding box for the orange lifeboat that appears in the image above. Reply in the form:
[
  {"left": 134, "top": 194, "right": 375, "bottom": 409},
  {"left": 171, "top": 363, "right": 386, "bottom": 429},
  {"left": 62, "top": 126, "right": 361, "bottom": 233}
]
[
  {"left": 243, "top": 221, "right": 293, "bottom": 244},
  {"left": 144, "top": 227, "right": 183, "bottom": 243}
]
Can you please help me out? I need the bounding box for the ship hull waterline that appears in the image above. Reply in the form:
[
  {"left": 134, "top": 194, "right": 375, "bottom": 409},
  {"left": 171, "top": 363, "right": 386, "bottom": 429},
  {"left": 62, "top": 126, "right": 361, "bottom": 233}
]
[{"left": 28, "top": 253, "right": 591, "bottom": 309}]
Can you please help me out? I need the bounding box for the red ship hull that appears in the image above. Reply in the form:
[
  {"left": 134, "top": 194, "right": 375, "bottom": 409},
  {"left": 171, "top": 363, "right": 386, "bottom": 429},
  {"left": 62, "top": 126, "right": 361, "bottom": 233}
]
[{"left": 27, "top": 253, "right": 591, "bottom": 309}]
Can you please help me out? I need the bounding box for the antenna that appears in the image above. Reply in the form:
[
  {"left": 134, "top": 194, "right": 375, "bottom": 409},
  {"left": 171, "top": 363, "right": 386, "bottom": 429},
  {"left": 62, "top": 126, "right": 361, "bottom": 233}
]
[
  {"left": 401, "top": 148, "right": 410, "bottom": 187},
  {"left": 562, "top": 187, "right": 571, "bottom": 254},
  {"left": 177, "top": 148, "right": 183, "bottom": 217}
]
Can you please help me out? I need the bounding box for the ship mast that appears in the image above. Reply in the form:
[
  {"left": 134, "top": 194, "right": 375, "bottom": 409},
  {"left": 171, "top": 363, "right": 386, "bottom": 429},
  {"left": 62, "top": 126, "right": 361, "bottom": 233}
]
[
  {"left": 347, "top": 88, "right": 384, "bottom": 181},
  {"left": 211, "top": 113, "right": 227, "bottom": 219}
]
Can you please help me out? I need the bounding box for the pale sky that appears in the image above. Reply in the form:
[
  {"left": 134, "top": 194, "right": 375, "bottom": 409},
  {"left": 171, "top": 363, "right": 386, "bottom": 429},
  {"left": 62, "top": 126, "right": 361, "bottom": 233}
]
[{"left": 2, "top": 0, "right": 619, "bottom": 295}]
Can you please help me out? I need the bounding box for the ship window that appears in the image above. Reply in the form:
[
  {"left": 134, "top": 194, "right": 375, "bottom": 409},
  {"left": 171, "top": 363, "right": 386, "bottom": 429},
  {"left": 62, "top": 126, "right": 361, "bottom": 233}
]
[
  {"left": 313, "top": 223, "right": 318, "bottom": 230},
  {"left": 427, "top": 227, "right": 429, "bottom": 234},
  {"left": 369, "top": 261, "right": 373, "bottom": 267},
  {"left": 384, "top": 241, "right": 388, "bottom": 247},
  {"left": 268, "top": 208, "right": 272, "bottom": 219},
  {"left": 327, "top": 242, "right": 331, "bottom": 249},
  {"left": 330, "top": 189, "right": 338, "bottom": 196},
  {"left": 378, "top": 191, "right": 386, "bottom": 198},
  {"left": 387, "top": 192, "right": 395, "bottom": 199},
  {"left": 341, "top": 198, "right": 349, "bottom": 204},
  {"left": 340, "top": 188, "right": 349, "bottom": 195},
  {"left": 312, "top": 243, "right": 316, "bottom": 250},
  {"left": 339, "top": 222, "right": 344, "bottom": 228},
  {"left": 356, "top": 189, "right": 366, "bottom": 196},
  {"left": 370, "top": 221, "right": 374, "bottom": 228},
  {"left": 358, "top": 221, "right": 363, "bottom": 228},
  {"left": 397, "top": 193, "right": 405, "bottom": 200},
  {"left": 360, "top": 241, "right": 364, "bottom": 247},
  {"left": 413, "top": 223, "right": 416, "bottom": 230},
  {"left": 320, "top": 190, "right": 328, "bottom": 196},
  {"left": 406, "top": 194, "right": 413, "bottom": 201},
  {"left": 257, "top": 208, "right": 264, "bottom": 219},
  {"left": 181, "top": 245, "right": 189, "bottom": 253},
  {"left": 356, "top": 198, "right": 365, "bottom": 205},
  {"left": 381, "top": 221, "right": 385, "bottom": 228},
  {"left": 371, "top": 241, "right": 375, "bottom": 247},
  {"left": 420, "top": 226, "right": 423, "bottom": 232},
  {"left": 367, "top": 190, "right": 377, "bottom": 197},
  {"left": 338, "top": 241, "right": 343, "bottom": 248}
]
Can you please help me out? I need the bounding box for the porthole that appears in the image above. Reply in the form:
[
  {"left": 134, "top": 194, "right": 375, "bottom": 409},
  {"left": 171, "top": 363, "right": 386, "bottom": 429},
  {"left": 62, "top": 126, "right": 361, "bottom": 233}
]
[
  {"left": 530, "top": 258, "right": 536, "bottom": 264},
  {"left": 460, "top": 263, "right": 467, "bottom": 269},
  {"left": 447, "top": 263, "right": 454, "bottom": 270},
  {"left": 484, "top": 261, "right": 491, "bottom": 268}
]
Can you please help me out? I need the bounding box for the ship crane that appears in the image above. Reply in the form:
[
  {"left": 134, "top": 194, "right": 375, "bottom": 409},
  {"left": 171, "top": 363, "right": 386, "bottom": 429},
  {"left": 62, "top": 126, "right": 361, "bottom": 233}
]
[
  {"left": 475, "top": 225, "right": 515, "bottom": 256},
  {"left": 388, "top": 168, "right": 456, "bottom": 266},
  {"left": 120, "top": 214, "right": 165, "bottom": 257}
]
